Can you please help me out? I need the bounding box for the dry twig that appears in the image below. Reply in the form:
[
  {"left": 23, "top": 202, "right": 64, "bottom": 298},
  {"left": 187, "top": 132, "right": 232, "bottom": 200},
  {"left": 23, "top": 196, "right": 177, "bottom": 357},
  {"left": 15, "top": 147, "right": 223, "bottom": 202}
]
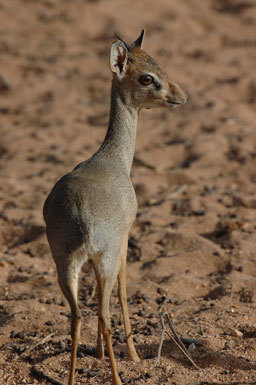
[
  {"left": 154, "top": 312, "right": 200, "bottom": 370},
  {"left": 187, "top": 381, "right": 256, "bottom": 385},
  {"left": 24, "top": 333, "right": 54, "bottom": 355}
]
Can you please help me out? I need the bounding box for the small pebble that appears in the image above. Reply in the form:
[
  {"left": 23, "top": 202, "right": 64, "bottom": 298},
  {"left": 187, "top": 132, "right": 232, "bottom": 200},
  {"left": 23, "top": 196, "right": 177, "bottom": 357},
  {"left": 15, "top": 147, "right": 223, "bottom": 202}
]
[
  {"left": 156, "top": 295, "right": 169, "bottom": 305},
  {"left": 87, "top": 370, "right": 98, "bottom": 378},
  {"left": 39, "top": 298, "right": 46, "bottom": 304},
  {"left": 18, "top": 266, "right": 26, "bottom": 272},
  {"left": 230, "top": 328, "right": 243, "bottom": 338},
  {"left": 138, "top": 308, "right": 146, "bottom": 316},
  {"left": 58, "top": 341, "right": 65, "bottom": 351},
  {"left": 0, "top": 74, "right": 11, "bottom": 92},
  {"left": 10, "top": 330, "right": 18, "bottom": 338},
  {"left": 45, "top": 320, "right": 54, "bottom": 326},
  {"left": 146, "top": 320, "right": 159, "bottom": 328},
  {"left": 77, "top": 350, "right": 84, "bottom": 358},
  {"left": 157, "top": 287, "right": 164, "bottom": 295},
  {"left": 224, "top": 340, "right": 234, "bottom": 350},
  {"left": 122, "top": 378, "right": 130, "bottom": 384},
  {"left": 28, "top": 354, "right": 34, "bottom": 362},
  {"left": 188, "top": 343, "right": 196, "bottom": 351},
  {"left": 17, "top": 331, "right": 27, "bottom": 339},
  {"left": 17, "top": 346, "right": 26, "bottom": 353},
  {"left": 60, "top": 311, "right": 70, "bottom": 318},
  {"left": 77, "top": 368, "right": 86, "bottom": 374},
  {"left": 142, "top": 294, "right": 149, "bottom": 303},
  {"left": 193, "top": 209, "right": 206, "bottom": 216},
  {"left": 45, "top": 299, "right": 52, "bottom": 305}
]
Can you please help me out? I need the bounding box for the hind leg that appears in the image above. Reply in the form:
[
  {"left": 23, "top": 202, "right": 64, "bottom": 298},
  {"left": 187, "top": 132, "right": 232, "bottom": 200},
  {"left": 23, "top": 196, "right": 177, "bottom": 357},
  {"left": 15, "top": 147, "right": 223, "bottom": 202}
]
[
  {"left": 82, "top": 262, "right": 104, "bottom": 358},
  {"left": 96, "top": 285, "right": 104, "bottom": 358},
  {"left": 92, "top": 262, "right": 122, "bottom": 385},
  {"left": 117, "top": 237, "right": 140, "bottom": 362},
  {"left": 56, "top": 261, "right": 81, "bottom": 385}
]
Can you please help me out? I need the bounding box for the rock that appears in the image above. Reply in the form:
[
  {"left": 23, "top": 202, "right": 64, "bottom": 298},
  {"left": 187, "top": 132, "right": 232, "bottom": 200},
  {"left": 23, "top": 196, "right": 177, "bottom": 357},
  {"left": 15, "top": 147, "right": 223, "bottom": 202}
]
[{"left": 230, "top": 328, "right": 243, "bottom": 338}]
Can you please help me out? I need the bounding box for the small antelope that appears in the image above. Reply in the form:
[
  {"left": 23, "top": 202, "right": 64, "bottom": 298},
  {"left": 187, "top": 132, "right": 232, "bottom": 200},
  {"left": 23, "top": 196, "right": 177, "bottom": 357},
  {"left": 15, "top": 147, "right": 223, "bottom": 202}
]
[{"left": 43, "top": 30, "right": 187, "bottom": 385}]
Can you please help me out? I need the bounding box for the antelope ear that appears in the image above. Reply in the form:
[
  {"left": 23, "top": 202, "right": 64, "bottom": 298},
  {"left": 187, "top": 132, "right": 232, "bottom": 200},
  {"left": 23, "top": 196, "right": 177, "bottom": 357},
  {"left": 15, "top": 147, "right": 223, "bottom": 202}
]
[
  {"left": 130, "top": 30, "right": 145, "bottom": 49},
  {"left": 110, "top": 40, "right": 128, "bottom": 80}
]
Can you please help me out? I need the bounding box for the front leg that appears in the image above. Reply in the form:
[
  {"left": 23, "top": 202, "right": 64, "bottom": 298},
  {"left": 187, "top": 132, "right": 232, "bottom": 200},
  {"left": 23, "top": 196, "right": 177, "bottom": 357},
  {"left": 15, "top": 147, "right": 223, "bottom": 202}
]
[{"left": 118, "top": 241, "right": 140, "bottom": 362}]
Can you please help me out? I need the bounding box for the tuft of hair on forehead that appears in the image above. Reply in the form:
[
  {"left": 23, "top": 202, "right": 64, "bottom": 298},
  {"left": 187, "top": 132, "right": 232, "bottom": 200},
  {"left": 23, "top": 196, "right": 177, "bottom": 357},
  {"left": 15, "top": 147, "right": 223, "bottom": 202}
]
[{"left": 127, "top": 47, "right": 168, "bottom": 79}]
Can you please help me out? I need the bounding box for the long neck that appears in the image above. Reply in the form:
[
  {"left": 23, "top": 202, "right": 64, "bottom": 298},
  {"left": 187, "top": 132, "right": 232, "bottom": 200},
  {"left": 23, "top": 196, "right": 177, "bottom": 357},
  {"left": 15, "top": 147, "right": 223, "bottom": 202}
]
[{"left": 97, "top": 82, "right": 138, "bottom": 175}]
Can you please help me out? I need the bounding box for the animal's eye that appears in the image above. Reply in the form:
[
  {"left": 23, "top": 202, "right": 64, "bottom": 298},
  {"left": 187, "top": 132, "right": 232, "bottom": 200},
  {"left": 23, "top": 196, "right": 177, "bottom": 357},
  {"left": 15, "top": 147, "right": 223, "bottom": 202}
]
[{"left": 139, "top": 75, "right": 153, "bottom": 86}]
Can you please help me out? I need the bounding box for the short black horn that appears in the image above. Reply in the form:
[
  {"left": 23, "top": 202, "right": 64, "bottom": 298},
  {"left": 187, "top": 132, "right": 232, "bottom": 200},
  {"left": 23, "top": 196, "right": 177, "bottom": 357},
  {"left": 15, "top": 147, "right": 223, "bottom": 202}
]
[{"left": 130, "top": 29, "right": 145, "bottom": 49}]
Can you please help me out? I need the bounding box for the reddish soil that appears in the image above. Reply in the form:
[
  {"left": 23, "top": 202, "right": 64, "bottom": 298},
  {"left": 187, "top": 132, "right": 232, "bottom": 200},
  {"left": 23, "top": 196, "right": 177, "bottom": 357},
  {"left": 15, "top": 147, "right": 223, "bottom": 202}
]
[{"left": 1, "top": 1, "right": 256, "bottom": 384}]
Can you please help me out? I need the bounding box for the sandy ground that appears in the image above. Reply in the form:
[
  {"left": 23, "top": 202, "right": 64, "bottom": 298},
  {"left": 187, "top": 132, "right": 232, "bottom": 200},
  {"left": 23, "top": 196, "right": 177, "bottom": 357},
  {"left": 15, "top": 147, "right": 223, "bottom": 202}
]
[{"left": 1, "top": 0, "right": 256, "bottom": 384}]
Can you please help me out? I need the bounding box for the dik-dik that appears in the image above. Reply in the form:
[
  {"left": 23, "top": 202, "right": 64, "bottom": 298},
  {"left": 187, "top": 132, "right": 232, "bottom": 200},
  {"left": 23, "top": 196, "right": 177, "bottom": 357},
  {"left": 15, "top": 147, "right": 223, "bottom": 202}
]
[{"left": 43, "top": 30, "right": 187, "bottom": 385}]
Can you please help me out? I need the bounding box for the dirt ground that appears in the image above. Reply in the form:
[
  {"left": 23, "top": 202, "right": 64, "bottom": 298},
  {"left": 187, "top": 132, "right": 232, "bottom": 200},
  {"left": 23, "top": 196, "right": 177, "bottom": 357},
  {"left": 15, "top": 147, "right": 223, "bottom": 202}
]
[{"left": 1, "top": 0, "right": 256, "bottom": 384}]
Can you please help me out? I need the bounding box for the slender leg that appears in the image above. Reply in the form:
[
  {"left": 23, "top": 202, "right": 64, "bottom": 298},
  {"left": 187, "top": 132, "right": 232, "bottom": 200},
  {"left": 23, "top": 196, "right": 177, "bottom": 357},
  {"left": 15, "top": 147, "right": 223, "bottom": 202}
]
[
  {"left": 93, "top": 264, "right": 122, "bottom": 385},
  {"left": 69, "top": 310, "right": 81, "bottom": 385},
  {"left": 96, "top": 284, "right": 104, "bottom": 358},
  {"left": 118, "top": 246, "right": 140, "bottom": 362},
  {"left": 57, "top": 265, "right": 81, "bottom": 385}
]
